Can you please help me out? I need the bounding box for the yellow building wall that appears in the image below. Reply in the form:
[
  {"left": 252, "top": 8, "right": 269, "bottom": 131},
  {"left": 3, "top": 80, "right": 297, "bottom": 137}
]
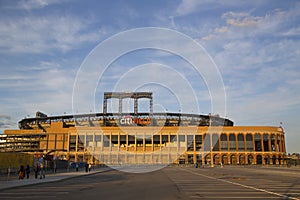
[{"left": 0, "top": 153, "right": 34, "bottom": 169}]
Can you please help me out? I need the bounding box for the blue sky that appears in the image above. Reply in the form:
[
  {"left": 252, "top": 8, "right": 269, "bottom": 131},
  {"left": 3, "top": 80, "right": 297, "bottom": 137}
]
[{"left": 0, "top": 0, "right": 299, "bottom": 153}]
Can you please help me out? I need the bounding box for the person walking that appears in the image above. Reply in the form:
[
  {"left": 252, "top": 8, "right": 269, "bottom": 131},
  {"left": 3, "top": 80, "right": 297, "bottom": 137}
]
[
  {"left": 18, "top": 165, "right": 25, "bottom": 180},
  {"left": 34, "top": 163, "right": 39, "bottom": 179},
  {"left": 76, "top": 163, "right": 79, "bottom": 172},
  {"left": 85, "top": 163, "right": 89, "bottom": 173},
  {"left": 88, "top": 163, "right": 92, "bottom": 172},
  {"left": 39, "top": 155, "right": 45, "bottom": 179},
  {"left": 25, "top": 165, "right": 30, "bottom": 179}
]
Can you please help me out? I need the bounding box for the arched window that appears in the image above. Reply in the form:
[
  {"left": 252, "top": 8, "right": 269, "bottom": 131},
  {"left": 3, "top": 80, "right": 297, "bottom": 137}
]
[
  {"left": 254, "top": 134, "right": 262, "bottom": 151},
  {"left": 220, "top": 134, "right": 228, "bottom": 151},
  {"left": 229, "top": 134, "right": 236, "bottom": 151},
  {"left": 222, "top": 154, "right": 228, "bottom": 165},
  {"left": 263, "top": 134, "right": 269, "bottom": 151},
  {"left": 272, "top": 155, "right": 277, "bottom": 165},
  {"left": 230, "top": 154, "right": 237, "bottom": 164},
  {"left": 212, "top": 134, "right": 219, "bottom": 151},
  {"left": 248, "top": 155, "right": 253, "bottom": 164},
  {"left": 256, "top": 155, "right": 263, "bottom": 164},
  {"left": 246, "top": 134, "right": 253, "bottom": 151},
  {"left": 238, "top": 134, "right": 244, "bottom": 151},
  {"left": 271, "top": 134, "right": 276, "bottom": 151},
  {"left": 204, "top": 134, "right": 210, "bottom": 151},
  {"left": 239, "top": 155, "right": 245, "bottom": 165}
]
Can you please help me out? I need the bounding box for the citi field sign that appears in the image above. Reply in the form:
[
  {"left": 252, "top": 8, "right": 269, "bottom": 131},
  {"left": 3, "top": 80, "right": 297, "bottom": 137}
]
[
  {"left": 119, "top": 116, "right": 134, "bottom": 125},
  {"left": 119, "top": 116, "right": 151, "bottom": 126}
]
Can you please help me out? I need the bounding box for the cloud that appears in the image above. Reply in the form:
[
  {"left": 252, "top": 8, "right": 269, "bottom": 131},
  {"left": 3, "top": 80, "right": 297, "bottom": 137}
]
[
  {"left": 0, "top": 59, "right": 77, "bottom": 123},
  {"left": 175, "top": 0, "right": 206, "bottom": 16},
  {"left": 0, "top": 115, "right": 16, "bottom": 132},
  {"left": 0, "top": 14, "right": 105, "bottom": 54},
  {"left": 16, "top": 61, "right": 60, "bottom": 71},
  {"left": 191, "top": 4, "right": 300, "bottom": 129},
  {"left": 222, "top": 12, "right": 262, "bottom": 27},
  {"left": 15, "top": 0, "right": 63, "bottom": 10}
]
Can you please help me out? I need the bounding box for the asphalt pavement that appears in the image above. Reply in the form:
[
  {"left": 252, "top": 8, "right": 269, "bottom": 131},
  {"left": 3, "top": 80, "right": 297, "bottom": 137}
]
[
  {"left": 0, "top": 167, "right": 110, "bottom": 191},
  {"left": 0, "top": 165, "right": 300, "bottom": 200}
]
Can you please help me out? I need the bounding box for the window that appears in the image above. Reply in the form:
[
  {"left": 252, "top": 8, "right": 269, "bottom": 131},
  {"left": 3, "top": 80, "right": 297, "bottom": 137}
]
[
  {"left": 212, "top": 134, "right": 219, "bottom": 151},
  {"left": 229, "top": 134, "right": 236, "bottom": 151},
  {"left": 246, "top": 134, "right": 253, "bottom": 151},
  {"left": 254, "top": 134, "right": 262, "bottom": 151},
  {"left": 238, "top": 134, "right": 244, "bottom": 151},
  {"left": 220, "top": 134, "right": 228, "bottom": 151}
]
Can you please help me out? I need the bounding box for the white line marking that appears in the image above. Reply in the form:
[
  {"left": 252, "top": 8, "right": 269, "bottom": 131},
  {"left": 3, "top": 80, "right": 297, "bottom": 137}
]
[{"left": 180, "top": 168, "right": 300, "bottom": 200}]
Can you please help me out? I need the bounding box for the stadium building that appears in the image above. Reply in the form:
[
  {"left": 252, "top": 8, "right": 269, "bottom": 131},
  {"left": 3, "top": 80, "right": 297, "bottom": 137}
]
[{"left": 1, "top": 92, "right": 286, "bottom": 166}]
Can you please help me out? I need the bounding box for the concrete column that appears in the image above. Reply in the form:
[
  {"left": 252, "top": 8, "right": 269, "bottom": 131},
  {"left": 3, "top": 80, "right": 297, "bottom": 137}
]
[
  {"left": 118, "top": 98, "right": 122, "bottom": 114},
  {"left": 227, "top": 134, "right": 230, "bottom": 151},
  {"left": 219, "top": 134, "right": 222, "bottom": 151},
  {"left": 150, "top": 98, "right": 153, "bottom": 113},
  {"left": 134, "top": 98, "right": 138, "bottom": 116},
  {"left": 126, "top": 134, "right": 128, "bottom": 151},
  {"left": 243, "top": 134, "right": 247, "bottom": 151},
  {"left": 143, "top": 133, "right": 145, "bottom": 151},
  {"left": 235, "top": 134, "right": 238, "bottom": 151},
  {"left": 193, "top": 134, "right": 196, "bottom": 152},
  {"left": 135, "top": 132, "right": 137, "bottom": 152},
  {"left": 185, "top": 153, "right": 188, "bottom": 164},
  {"left": 160, "top": 134, "right": 162, "bottom": 150},
  {"left": 261, "top": 134, "right": 264, "bottom": 152},
  {"left": 252, "top": 133, "right": 256, "bottom": 151},
  {"left": 103, "top": 98, "right": 107, "bottom": 115},
  {"left": 202, "top": 153, "right": 205, "bottom": 165},
  {"left": 118, "top": 133, "right": 120, "bottom": 151},
  {"left": 152, "top": 135, "right": 154, "bottom": 152}
]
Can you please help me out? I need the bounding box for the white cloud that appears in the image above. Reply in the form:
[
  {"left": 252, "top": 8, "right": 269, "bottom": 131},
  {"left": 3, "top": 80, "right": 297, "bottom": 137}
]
[
  {"left": 191, "top": 5, "right": 300, "bottom": 131},
  {"left": 222, "top": 12, "right": 263, "bottom": 27},
  {"left": 15, "top": 0, "right": 63, "bottom": 10},
  {"left": 0, "top": 60, "right": 78, "bottom": 125},
  {"left": 175, "top": 0, "right": 205, "bottom": 16},
  {"left": 0, "top": 15, "right": 104, "bottom": 54}
]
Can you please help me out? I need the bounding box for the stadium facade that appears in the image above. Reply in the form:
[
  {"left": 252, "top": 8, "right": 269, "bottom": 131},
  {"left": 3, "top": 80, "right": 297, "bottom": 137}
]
[{"left": 1, "top": 92, "right": 286, "bottom": 166}]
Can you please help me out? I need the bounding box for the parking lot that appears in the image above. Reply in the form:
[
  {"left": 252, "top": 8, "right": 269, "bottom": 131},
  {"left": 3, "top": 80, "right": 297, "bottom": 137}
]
[{"left": 0, "top": 165, "right": 299, "bottom": 200}]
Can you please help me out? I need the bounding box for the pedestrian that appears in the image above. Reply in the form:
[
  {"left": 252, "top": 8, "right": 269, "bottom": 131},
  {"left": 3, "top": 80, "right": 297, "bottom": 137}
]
[
  {"left": 39, "top": 155, "right": 45, "bottom": 179},
  {"left": 34, "top": 163, "right": 39, "bottom": 179},
  {"left": 76, "top": 163, "right": 79, "bottom": 172},
  {"left": 53, "top": 159, "right": 57, "bottom": 174},
  {"left": 88, "top": 163, "right": 92, "bottom": 172},
  {"left": 85, "top": 163, "right": 89, "bottom": 173},
  {"left": 25, "top": 165, "right": 30, "bottom": 179},
  {"left": 18, "top": 165, "right": 25, "bottom": 180}
]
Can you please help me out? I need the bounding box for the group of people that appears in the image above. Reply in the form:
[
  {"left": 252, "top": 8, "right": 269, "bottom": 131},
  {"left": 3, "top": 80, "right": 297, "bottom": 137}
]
[
  {"left": 18, "top": 155, "right": 46, "bottom": 180},
  {"left": 17, "top": 165, "right": 30, "bottom": 179}
]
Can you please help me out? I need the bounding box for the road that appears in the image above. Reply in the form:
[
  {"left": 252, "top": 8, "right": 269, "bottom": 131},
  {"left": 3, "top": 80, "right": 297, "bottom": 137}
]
[{"left": 0, "top": 166, "right": 300, "bottom": 200}]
